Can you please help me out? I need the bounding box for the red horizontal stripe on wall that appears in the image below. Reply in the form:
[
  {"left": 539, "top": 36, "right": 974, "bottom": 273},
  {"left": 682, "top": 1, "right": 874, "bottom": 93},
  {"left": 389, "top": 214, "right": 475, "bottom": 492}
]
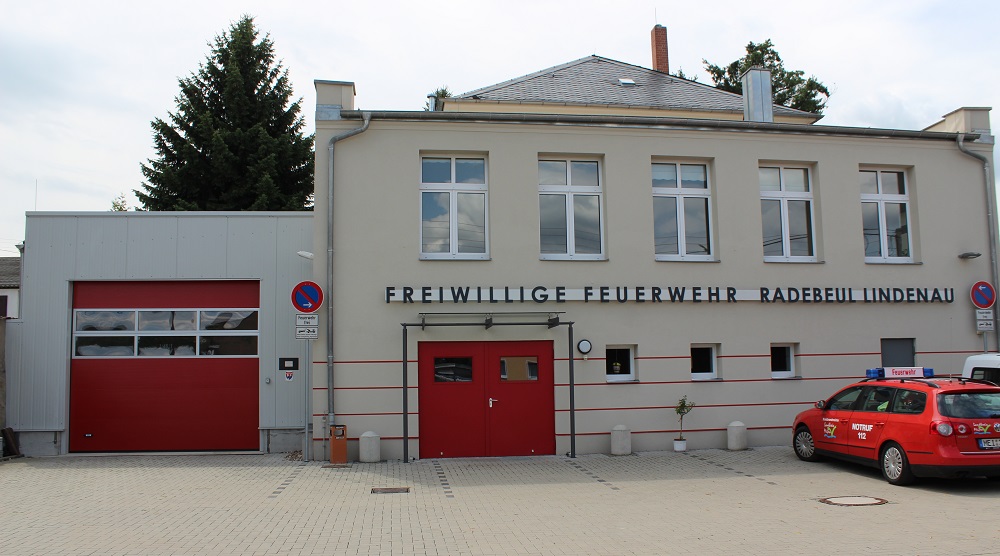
[{"left": 73, "top": 280, "right": 259, "bottom": 308}]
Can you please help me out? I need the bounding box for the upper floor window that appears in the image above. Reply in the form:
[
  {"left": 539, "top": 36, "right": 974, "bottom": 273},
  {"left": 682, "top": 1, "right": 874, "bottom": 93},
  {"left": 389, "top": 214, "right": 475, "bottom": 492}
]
[
  {"left": 860, "top": 169, "right": 912, "bottom": 263},
  {"left": 760, "top": 166, "right": 816, "bottom": 262},
  {"left": 652, "top": 162, "right": 712, "bottom": 261},
  {"left": 420, "top": 156, "right": 488, "bottom": 259},
  {"left": 538, "top": 158, "right": 605, "bottom": 259}
]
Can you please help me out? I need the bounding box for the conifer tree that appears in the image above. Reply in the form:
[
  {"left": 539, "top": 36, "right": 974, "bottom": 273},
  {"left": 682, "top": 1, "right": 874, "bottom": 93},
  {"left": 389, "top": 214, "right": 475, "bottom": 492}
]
[
  {"left": 136, "top": 16, "right": 313, "bottom": 211},
  {"left": 703, "top": 39, "right": 830, "bottom": 114}
]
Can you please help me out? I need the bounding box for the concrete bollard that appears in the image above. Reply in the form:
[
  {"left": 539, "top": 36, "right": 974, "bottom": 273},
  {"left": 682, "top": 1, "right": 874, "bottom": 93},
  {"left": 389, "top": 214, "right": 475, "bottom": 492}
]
[
  {"left": 359, "top": 431, "right": 381, "bottom": 462},
  {"left": 611, "top": 425, "right": 631, "bottom": 455},
  {"left": 727, "top": 421, "right": 748, "bottom": 451}
]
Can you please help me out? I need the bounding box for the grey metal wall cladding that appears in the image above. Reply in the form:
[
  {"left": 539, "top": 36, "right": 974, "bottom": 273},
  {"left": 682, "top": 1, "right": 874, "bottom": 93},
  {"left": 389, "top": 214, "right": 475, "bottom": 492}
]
[{"left": 8, "top": 212, "right": 313, "bottom": 434}]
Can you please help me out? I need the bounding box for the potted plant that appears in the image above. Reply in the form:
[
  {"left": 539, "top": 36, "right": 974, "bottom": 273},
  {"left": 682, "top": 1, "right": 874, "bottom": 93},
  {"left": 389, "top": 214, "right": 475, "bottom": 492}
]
[{"left": 674, "top": 395, "right": 696, "bottom": 452}]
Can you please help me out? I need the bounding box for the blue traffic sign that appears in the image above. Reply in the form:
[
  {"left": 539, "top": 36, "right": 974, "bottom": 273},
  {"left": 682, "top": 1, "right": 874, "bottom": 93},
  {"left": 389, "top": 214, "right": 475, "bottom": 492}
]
[
  {"left": 291, "top": 281, "right": 324, "bottom": 313},
  {"left": 971, "top": 281, "right": 996, "bottom": 310}
]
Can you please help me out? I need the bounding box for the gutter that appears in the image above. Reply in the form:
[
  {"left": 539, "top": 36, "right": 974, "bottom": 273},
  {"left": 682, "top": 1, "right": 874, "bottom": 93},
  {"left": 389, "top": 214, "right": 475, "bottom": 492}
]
[
  {"left": 339, "top": 110, "right": 978, "bottom": 142},
  {"left": 956, "top": 135, "right": 999, "bottom": 351},
  {"left": 325, "top": 112, "right": 372, "bottom": 442}
]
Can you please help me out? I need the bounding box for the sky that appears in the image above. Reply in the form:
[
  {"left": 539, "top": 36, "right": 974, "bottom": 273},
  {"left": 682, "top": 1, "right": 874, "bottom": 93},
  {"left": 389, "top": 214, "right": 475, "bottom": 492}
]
[{"left": 2, "top": 0, "right": 998, "bottom": 258}]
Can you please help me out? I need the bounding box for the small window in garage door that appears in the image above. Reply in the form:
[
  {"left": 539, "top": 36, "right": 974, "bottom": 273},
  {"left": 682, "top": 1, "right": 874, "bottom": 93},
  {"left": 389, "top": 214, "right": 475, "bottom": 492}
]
[{"left": 73, "top": 309, "right": 258, "bottom": 357}]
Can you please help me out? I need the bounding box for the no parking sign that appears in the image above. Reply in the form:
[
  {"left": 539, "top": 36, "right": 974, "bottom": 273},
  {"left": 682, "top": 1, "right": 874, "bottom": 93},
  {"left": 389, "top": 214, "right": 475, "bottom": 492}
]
[
  {"left": 291, "top": 281, "right": 324, "bottom": 313},
  {"left": 971, "top": 281, "right": 996, "bottom": 310}
]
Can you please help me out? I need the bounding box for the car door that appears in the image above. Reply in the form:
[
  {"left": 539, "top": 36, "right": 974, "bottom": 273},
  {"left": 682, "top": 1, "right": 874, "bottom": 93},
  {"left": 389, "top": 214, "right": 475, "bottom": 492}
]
[
  {"left": 815, "top": 386, "right": 864, "bottom": 455},
  {"left": 848, "top": 385, "right": 895, "bottom": 462}
]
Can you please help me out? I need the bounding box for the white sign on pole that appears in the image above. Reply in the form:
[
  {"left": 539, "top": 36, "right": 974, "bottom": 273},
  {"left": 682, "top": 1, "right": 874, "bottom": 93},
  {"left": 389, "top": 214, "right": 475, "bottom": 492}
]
[
  {"left": 977, "top": 320, "right": 995, "bottom": 331},
  {"left": 296, "top": 314, "right": 319, "bottom": 326},
  {"left": 976, "top": 309, "right": 994, "bottom": 321},
  {"left": 296, "top": 326, "right": 319, "bottom": 340}
]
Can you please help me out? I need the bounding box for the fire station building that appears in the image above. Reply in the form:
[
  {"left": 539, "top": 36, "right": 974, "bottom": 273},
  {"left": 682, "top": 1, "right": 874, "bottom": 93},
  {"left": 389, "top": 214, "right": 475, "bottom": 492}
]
[{"left": 4, "top": 29, "right": 997, "bottom": 459}]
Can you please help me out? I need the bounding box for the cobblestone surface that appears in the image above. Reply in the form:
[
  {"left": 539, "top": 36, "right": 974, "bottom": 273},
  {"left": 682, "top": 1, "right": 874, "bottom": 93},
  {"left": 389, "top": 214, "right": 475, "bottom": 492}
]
[{"left": 2, "top": 447, "right": 999, "bottom": 555}]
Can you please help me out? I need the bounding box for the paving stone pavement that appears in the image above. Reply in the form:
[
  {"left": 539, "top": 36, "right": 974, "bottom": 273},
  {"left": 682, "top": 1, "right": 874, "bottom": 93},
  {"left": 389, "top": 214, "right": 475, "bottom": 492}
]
[{"left": 2, "top": 447, "right": 1000, "bottom": 555}]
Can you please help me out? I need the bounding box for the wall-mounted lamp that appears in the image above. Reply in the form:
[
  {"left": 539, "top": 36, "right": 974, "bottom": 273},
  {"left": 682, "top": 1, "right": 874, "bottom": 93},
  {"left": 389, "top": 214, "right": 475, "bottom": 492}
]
[
  {"left": 958, "top": 252, "right": 982, "bottom": 260},
  {"left": 577, "top": 339, "right": 592, "bottom": 360},
  {"left": 296, "top": 251, "right": 314, "bottom": 260}
]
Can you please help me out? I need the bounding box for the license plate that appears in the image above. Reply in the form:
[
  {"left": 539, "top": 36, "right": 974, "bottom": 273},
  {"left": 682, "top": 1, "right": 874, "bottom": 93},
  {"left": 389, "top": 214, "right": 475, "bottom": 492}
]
[{"left": 978, "top": 438, "right": 1000, "bottom": 450}]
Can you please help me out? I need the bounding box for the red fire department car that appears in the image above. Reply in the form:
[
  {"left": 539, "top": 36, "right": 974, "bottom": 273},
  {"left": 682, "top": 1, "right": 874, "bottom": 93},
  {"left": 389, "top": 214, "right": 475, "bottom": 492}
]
[{"left": 792, "top": 367, "right": 1000, "bottom": 485}]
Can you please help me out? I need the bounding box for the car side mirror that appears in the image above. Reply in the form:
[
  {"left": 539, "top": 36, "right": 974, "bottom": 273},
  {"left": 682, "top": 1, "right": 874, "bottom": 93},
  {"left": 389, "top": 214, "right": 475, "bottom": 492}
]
[{"left": 815, "top": 400, "right": 826, "bottom": 409}]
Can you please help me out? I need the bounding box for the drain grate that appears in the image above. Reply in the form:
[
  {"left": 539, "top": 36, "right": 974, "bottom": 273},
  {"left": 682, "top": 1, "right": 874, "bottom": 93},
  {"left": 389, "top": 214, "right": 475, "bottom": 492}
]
[
  {"left": 371, "top": 487, "right": 410, "bottom": 494},
  {"left": 820, "top": 496, "right": 888, "bottom": 506}
]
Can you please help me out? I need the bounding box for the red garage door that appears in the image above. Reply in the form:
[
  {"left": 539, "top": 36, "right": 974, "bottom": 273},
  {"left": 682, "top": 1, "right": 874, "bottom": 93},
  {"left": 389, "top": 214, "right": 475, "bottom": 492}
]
[{"left": 70, "top": 281, "right": 259, "bottom": 452}]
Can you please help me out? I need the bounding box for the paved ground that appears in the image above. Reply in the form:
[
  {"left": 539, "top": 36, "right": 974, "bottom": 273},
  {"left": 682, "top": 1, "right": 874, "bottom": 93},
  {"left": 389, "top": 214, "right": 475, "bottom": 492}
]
[{"left": 2, "top": 447, "right": 999, "bottom": 555}]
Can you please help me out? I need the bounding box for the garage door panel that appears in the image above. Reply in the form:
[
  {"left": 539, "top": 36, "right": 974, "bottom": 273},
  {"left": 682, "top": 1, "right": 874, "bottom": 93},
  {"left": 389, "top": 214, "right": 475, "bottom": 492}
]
[{"left": 70, "top": 358, "right": 258, "bottom": 452}]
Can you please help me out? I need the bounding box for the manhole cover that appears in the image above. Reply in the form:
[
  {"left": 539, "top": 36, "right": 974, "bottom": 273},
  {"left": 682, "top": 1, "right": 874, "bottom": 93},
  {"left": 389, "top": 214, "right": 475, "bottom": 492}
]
[
  {"left": 819, "top": 496, "right": 888, "bottom": 506},
  {"left": 371, "top": 487, "right": 410, "bottom": 494}
]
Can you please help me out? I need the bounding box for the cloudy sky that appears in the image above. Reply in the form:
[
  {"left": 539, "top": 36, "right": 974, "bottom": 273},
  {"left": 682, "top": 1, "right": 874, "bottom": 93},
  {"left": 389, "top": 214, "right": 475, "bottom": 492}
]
[{"left": 2, "top": 0, "right": 998, "bottom": 258}]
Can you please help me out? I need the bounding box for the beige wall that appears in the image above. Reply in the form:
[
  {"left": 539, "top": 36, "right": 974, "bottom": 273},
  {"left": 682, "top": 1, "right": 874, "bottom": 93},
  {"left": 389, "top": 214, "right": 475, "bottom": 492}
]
[{"left": 313, "top": 104, "right": 996, "bottom": 459}]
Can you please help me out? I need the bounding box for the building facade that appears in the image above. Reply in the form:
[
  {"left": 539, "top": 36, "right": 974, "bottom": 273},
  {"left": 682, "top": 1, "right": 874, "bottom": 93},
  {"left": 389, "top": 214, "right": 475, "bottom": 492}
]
[{"left": 310, "top": 65, "right": 996, "bottom": 460}]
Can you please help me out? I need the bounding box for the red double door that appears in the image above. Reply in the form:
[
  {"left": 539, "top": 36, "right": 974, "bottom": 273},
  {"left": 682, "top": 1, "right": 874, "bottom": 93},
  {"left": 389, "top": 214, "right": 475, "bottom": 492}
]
[{"left": 418, "top": 340, "right": 555, "bottom": 458}]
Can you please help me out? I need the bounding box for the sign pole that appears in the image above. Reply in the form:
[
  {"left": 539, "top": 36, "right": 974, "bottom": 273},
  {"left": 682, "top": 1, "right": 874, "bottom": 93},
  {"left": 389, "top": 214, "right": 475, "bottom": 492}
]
[{"left": 303, "top": 338, "right": 311, "bottom": 462}]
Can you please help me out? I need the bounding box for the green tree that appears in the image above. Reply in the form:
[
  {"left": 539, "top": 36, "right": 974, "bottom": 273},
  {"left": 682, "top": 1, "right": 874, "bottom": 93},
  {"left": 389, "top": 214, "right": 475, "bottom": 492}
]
[
  {"left": 111, "top": 192, "right": 130, "bottom": 211},
  {"left": 136, "top": 15, "right": 314, "bottom": 211},
  {"left": 703, "top": 39, "right": 830, "bottom": 114},
  {"left": 423, "top": 86, "right": 452, "bottom": 111}
]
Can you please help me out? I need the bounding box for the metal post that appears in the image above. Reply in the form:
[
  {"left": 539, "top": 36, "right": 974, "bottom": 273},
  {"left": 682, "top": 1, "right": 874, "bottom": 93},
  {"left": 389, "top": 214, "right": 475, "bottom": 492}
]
[
  {"left": 402, "top": 325, "right": 409, "bottom": 463},
  {"left": 303, "top": 339, "right": 311, "bottom": 462},
  {"left": 568, "top": 323, "right": 576, "bottom": 458}
]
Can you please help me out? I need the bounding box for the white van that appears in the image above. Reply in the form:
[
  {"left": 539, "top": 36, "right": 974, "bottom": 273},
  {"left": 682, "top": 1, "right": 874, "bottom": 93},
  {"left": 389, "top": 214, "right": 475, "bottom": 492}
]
[{"left": 962, "top": 353, "right": 1000, "bottom": 383}]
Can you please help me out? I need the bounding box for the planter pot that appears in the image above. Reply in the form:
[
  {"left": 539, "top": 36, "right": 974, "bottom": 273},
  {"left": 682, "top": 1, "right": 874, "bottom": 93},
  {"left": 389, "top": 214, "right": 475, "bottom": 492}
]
[{"left": 673, "top": 439, "right": 687, "bottom": 452}]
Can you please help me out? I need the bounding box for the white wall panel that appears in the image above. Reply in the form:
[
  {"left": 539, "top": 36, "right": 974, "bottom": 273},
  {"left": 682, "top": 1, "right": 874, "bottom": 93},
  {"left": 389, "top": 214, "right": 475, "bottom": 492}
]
[
  {"left": 177, "top": 218, "right": 228, "bottom": 278},
  {"left": 126, "top": 217, "right": 179, "bottom": 278},
  {"left": 75, "top": 217, "right": 128, "bottom": 279}
]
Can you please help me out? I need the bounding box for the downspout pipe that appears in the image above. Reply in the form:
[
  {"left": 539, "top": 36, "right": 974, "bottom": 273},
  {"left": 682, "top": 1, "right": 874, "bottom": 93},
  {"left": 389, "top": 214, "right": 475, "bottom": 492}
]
[
  {"left": 957, "top": 134, "right": 999, "bottom": 351},
  {"left": 326, "top": 112, "right": 372, "bottom": 441}
]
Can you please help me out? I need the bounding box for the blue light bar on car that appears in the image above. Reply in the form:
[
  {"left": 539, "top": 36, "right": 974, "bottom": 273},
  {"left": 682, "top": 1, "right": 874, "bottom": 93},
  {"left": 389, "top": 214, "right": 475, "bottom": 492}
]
[{"left": 866, "top": 367, "right": 934, "bottom": 379}]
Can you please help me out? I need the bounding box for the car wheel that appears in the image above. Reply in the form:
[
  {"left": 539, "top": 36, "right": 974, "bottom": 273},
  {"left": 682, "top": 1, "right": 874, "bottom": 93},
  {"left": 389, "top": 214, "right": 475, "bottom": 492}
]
[
  {"left": 793, "top": 426, "right": 821, "bottom": 462},
  {"left": 880, "top": 442, "right": 916, "bottom": 486}
]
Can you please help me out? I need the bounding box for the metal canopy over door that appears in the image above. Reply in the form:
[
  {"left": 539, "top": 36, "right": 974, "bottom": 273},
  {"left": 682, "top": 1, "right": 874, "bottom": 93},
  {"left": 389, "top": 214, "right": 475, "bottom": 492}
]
[{"left": 418, "top": 340, "right": 555, "bottom": 458}]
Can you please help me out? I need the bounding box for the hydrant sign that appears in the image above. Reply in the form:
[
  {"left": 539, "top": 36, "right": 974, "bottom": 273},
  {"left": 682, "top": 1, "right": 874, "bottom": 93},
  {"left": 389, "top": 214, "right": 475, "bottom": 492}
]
[{"left": 291, "top": 281, "right": 324, "bottom": 313}]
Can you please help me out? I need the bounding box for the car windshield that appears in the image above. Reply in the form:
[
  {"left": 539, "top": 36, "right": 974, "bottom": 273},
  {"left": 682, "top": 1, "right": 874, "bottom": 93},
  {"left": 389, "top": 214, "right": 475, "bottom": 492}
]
[{"left": 937, "top": 391, "right": 1000, "bottom": 419}]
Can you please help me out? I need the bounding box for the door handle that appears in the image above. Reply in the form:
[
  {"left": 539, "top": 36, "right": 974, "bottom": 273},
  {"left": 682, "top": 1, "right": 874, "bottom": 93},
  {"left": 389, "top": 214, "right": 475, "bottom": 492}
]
[{"left": 489, "top": 397, "right": 498, "bottom": 408}]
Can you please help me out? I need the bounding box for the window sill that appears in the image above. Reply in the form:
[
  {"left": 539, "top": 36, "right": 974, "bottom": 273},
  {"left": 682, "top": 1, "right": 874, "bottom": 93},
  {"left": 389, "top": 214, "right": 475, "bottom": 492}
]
[
  {"left": 771, "top": 375, "right": 801, "bottom": 380},
  {"left": 655, "top": 257, "right": 719, "bottom": 263},
  {"left": 606, "top": 378, "right": 639, "bottom": 384},
  {"left": 864, "top": 259, "right": 920, "bottom": 265},
  {"left": 763, "top": 258, "right": 822, "bottom": 264},
  {"left": 690, "top": 376, "right": 721, "bottom": 382},
  {"left": 539, "top": 255, "right": 608, "bottom": 261},
  {"left": 420, "top": 255, "right": 491, "bottom": 261}
]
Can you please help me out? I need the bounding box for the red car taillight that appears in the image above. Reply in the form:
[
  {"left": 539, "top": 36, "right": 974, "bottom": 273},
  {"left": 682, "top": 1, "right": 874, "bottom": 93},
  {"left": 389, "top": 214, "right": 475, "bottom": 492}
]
[{"left": 931, "top": 421, "right": 954, "bottom": 436}]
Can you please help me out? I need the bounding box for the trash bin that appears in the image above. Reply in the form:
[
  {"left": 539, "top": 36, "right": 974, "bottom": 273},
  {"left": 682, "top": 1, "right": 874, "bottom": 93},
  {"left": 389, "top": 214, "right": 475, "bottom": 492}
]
[{"left": 330, "top": 425, "right": 347, "bottom": 463}]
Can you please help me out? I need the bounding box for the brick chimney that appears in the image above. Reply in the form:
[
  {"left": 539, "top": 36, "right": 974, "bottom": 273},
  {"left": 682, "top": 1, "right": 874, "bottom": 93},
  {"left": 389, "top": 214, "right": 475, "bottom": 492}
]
[{"left": 651, "top": 25, "right": 669, "bottom": 74}]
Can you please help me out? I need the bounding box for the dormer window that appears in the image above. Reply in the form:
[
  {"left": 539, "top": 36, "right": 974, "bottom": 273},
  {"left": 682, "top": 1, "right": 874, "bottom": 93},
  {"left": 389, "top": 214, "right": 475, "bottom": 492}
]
[{"left": 617, "top": 78, "right": 636, "bottom": 87}]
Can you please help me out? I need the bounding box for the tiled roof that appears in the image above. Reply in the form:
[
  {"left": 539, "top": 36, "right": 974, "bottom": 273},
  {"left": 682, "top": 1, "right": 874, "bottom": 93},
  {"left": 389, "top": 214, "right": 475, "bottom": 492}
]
[
  {"left": 0, "top": 257, "right": 21, "bottom": 288},
  {"left": 457, "top": 55, "right": 812, "bottom": 118}
]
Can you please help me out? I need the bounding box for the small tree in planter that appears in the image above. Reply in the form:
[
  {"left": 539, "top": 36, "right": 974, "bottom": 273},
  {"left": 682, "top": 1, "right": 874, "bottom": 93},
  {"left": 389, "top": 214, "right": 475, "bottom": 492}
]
[{"left": 674, "top": 395, "right": 696, "bottom": 451}]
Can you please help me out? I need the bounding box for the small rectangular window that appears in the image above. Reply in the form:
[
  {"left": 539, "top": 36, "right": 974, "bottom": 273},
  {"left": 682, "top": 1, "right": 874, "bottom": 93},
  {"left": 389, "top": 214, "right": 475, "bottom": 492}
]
[
  {"left": 690, "top": 345, "right": 718, "bottom": 380},
  {"left": 500, "top": 356, "right": 538, "bottom": 382},
  {"left": 770, "top": 344, "right": 796, "bottom": 379},
  {"left": 606, "top": 346, "right": 636, "bottom": 382},
  {"left": 433, "top": 357, "right": 473, "bottom": 382}
]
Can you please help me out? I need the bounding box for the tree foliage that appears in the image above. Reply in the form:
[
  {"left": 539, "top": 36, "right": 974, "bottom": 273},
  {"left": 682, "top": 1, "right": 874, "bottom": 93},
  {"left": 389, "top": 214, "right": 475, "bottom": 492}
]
[
  {"left": 111, "top": 192, "right": 130, "bottom": 211},
  {"left": 703, "top": 39, "right": 830, "bottom": 114},
  {"left": 424, "top": 86, "right": 452, "bottom": 111},
  {"left": 136, "top": 15, "right": 314, "bottom": 211}
]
